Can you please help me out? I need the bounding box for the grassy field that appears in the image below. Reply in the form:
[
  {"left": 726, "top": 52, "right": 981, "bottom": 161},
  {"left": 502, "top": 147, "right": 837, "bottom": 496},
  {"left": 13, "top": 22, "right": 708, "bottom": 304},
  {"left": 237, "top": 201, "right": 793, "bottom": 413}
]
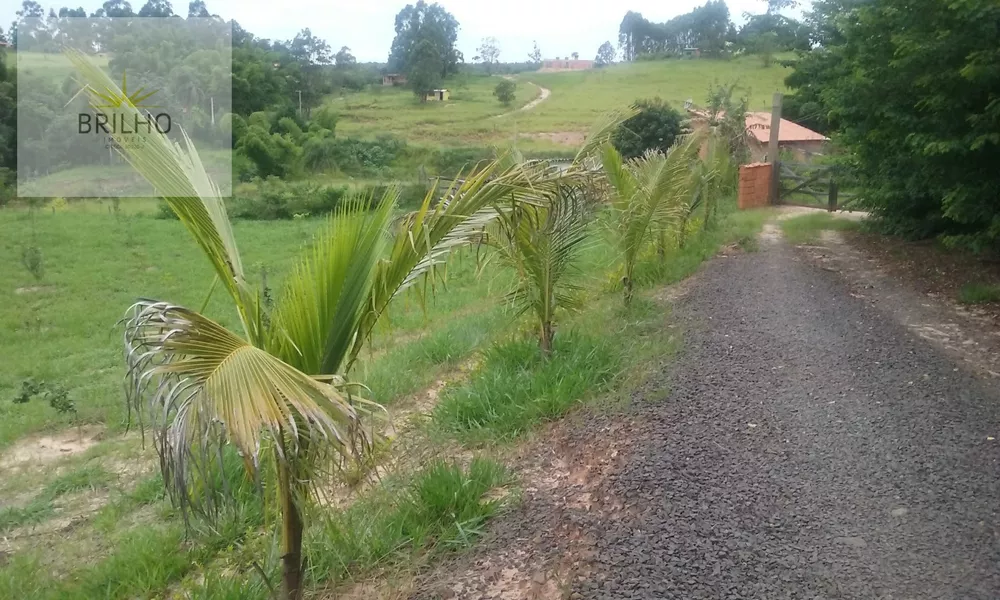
[
  {"left": 14, "top": 51, "right": 111, "bottom": 81},
  {"left": 334, "top": 56, "right": 792, "bottom": 149},
  {"left": 0, "top": 190, "right": 771, "bottom": 598}
]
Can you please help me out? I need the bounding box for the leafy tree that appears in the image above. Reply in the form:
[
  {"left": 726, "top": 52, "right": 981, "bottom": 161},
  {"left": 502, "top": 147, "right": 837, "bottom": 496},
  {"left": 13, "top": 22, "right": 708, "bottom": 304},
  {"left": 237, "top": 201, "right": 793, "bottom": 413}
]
[
  {"left": 493, "top": 79, "right": 516, "bottom": 106},
  {"left": 786, "top": 0, "right": 1000, "bottom": 249},
  {"left": 571, "top": 51, "right": 579, "bottom": 60},
  {"left": 290, "top": 28, "right": 332, "bottom": 64},
  {"left": 137, "top": 0, "right": 174, "bottom": 17},
  {"left": 408, "top": 38, "right": 443, "bottom": 100},
  {"left": 618, "top": 2, "right": 732, "bottom": 60},
  {"left": 334, "top": 46, "right": 356, "bottom": 67},
  {"left": 752, "top": 31, "right": 779, "bottom": 67},
  {"left": 92, "top": 0, "right": 135, "bottom": 17},
  {"left": 529, "top": 40, "right": 542, "bottom": 65},
  {"left": 187, "top": 0, "right": 209, "bottom": 17},
  {"left": 595, "top": 41, "right": 615, "bottom": 67},
  {"left": 611, "top": 97, "right": 685, "bottom": 159},
  {"left": 388, "top": 1, "right": 462, "bottom": 79},
  {"left": 476, "top": 36, "right": 500, "bottom": 75}
]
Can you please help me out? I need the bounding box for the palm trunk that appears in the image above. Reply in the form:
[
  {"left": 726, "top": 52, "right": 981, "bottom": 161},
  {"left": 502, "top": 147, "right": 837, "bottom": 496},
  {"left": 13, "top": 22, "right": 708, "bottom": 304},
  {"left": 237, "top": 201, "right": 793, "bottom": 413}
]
[
  {"left": 623, "top": 275, "right": 634, "bottom": 306},
  {"left": 657, "top": 229, "right": 667, "bottom": 261},
  {"left": 539, "top": 320, "right": 554, "bottom": 357},
  {"left": 278, "top": 453, "right": 305, "bottom": 600},
  {"left": 678, "top": 215, "right": 689, "bottom": 249}
]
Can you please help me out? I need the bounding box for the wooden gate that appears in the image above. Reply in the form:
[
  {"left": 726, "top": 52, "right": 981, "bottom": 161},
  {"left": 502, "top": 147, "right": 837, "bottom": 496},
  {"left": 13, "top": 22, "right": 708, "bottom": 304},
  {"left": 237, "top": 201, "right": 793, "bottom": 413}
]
[{"left": 778, "top": 162, "right": 856, "bottom": 211}]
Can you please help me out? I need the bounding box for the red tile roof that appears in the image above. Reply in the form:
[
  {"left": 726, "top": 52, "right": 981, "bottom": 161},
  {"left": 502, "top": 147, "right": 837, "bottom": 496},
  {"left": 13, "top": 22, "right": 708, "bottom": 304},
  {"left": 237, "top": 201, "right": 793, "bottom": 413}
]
[{"left": 745, "top": 111, "right": 829, "bottom": 143}]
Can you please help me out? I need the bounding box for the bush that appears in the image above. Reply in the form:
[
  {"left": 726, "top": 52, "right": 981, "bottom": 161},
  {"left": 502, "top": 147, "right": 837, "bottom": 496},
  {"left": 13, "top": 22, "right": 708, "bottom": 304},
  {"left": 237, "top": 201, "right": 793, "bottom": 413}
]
[
  {"left": 228, "top": 178, "right": 349, "bottom": 220},
  {"left": 612, "top": 97, "right": 685, "bottom": 160},
  {"left": 312, "top": 105, "right": 338, "bottom": 133},
  {"left": 227, "top": 178, "right": 431, "bottom": 220},
  {"left": 430, "top": 147, "right": 493, "bottom": 177},
  {"left": 493, "top": 79, "right": 516, "bottom": 106},
  {"left": 326, "top": 136, "right": 407, "bottom": 176}
]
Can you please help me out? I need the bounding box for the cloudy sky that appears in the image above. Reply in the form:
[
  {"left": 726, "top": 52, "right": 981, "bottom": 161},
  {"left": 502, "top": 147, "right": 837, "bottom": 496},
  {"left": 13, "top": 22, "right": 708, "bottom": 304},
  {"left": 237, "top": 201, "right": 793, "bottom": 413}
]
[{"left": 3, "top": 0, "right": 802, "bottom": 62}]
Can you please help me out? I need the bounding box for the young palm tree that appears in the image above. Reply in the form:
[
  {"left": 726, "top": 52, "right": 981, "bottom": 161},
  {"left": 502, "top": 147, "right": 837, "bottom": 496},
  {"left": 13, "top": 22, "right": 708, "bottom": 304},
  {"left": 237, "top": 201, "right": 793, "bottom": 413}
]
[
  {"left": 679, "top": 133, "right": 734, "bottom": 247},
  {"left": 485, "top": 184, "right": 590, "bottom": 355},
  {"left": 600, "top": 133, "right": 703, "bottom": 305},
  {"left": 65, "top": 51, "right": 575, "bottom": 599}
]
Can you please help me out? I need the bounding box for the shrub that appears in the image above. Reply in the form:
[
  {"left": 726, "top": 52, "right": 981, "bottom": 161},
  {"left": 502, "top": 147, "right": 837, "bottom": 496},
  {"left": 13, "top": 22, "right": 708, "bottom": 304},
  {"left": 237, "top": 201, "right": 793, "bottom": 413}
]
[
  {"left": 276, "top": 117, "right": 304, "bottom": 142},
  {"left": 228, "top": 178, "right": 349, "bottom": 220},
  {"left": 227, "top": 179, "right": 431, "bottom": 220},
  {"left": 612, "top": 97, "right": 685, "bottom": 160},
  {"left": 312, "top": 105, "right": 338, "bottom": 133},
  {"left": 302, "top": 133, "right": 338, "bottom": 172},
  {"left": 431, "top": 147, "right": 492, "bottom": 177},
  {"left": 493, "top": 79, "right": 516, "bottom": 106}
]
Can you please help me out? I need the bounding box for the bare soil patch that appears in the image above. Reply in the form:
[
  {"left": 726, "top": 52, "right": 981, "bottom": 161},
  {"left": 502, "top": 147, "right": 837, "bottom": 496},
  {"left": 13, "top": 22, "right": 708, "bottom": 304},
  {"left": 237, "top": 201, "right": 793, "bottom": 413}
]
[{"left": 0, "top": 425, "right": 105, "bottom": 471}]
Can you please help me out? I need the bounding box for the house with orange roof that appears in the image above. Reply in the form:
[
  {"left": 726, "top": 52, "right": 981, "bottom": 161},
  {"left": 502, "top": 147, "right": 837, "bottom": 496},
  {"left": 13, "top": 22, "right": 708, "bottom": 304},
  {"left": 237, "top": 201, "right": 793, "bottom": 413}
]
[{"left": 687, "top": 107, "right": 830, "bottom": 162}]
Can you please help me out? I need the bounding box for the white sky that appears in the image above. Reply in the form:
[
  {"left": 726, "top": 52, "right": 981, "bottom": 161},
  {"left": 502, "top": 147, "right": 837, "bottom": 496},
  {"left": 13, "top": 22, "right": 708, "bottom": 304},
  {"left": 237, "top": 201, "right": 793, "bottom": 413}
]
[{"left": 2, "top": 0, "right": 804, "bottom": 63}]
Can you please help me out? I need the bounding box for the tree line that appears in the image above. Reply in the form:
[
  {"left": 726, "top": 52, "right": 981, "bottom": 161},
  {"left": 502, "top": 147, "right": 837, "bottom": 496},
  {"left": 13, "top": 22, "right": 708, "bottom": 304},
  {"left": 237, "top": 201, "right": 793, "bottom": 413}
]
[
  {"left": 617, "top": 0, "right": 807, "bottom": 61},
  {"left": 784, "top": 0, "right": 1000, "bottom": 250}
]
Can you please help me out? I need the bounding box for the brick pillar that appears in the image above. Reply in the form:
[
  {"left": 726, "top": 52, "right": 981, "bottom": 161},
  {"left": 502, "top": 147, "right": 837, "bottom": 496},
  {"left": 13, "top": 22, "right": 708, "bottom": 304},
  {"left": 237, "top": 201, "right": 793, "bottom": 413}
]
[{"left": 738, "top": 163, "right": 772, "bottom": 209}]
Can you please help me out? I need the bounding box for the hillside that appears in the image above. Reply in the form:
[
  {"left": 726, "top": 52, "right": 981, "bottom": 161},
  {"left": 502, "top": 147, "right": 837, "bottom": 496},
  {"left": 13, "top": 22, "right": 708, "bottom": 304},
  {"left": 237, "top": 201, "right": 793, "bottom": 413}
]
[{"left": 334, "top": 56, "right": 792, "bottom": 151}]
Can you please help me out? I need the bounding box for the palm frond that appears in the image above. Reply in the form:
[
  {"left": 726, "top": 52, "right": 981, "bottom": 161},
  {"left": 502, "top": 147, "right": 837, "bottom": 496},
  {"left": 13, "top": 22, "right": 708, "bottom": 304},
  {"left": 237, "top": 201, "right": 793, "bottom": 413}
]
[
  {"left": 487, "top": 186, "right": 592, "bottom": 333},
  {"left": 65, "top": 49, "right": 257, "bottom": 340},
  {"left": 347, "top": 157, "right": 568, "bottom": 369},
  {"left": 267, "top": 192, "right": 395, "bottom": 376},
  {"left": 123, "top": 301, "right": 368, "bottom": 519}
]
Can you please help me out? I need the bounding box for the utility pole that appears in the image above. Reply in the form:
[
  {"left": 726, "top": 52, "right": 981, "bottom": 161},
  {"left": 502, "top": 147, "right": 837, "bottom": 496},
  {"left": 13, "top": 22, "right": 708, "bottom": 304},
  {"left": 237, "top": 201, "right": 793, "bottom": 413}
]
[
  {"left": 767, "top": 92, "right": 783, "bottom": 205},
  {"left": 210, "top": 96, "right": 215, "bottom": 126},
  {"left": 297, "top": 90, "right": 302, "bottom": 117}
]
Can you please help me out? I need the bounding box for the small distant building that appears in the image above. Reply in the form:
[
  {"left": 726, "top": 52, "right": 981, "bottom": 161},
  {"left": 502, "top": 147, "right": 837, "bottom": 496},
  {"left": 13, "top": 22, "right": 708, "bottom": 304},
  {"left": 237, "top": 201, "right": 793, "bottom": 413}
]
[
  {"left": 425, "top": 89, "right": 450, "bottom": 102},
  {"left": 382, "top": 73, "right": 407, "bottom": 86},
  {"left": 540, "top": 59, "right": 595, "bottom": 72},
  {"left": 682, "top": 47, "right": 701, "bottom": 58}
]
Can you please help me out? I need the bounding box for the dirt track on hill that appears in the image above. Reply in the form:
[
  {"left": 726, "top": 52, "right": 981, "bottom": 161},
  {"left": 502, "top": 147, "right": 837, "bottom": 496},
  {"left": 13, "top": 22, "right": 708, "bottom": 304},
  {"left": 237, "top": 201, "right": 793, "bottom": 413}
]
[{"left": 410, "top": 222, "right": 1000, "bottom": 599}]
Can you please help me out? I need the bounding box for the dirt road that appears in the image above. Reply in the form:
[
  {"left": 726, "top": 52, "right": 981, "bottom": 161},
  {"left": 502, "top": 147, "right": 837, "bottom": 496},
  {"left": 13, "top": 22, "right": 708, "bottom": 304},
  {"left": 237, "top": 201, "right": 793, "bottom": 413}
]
[
  {"left": 493, "top": 81, "right": 551, "bottom": 119},
  {"left": 412, "top": 224, "right": 1000, "bottom": 599}
]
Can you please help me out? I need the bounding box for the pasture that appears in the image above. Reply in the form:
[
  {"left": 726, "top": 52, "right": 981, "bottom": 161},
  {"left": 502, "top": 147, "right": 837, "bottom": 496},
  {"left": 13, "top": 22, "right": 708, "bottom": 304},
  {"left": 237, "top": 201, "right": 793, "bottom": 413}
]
[{"left": 334, "top": 56, "right": 793, "bottom": 149}]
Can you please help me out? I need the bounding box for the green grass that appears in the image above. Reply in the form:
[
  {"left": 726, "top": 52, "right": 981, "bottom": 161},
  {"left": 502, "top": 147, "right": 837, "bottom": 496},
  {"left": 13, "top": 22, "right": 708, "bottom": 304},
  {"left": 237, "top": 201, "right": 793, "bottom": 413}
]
[
  {"left": 15, "top": 51, "right": 111, "bottom": 82},
  {"left": 433, "top": 332, "right": 623, "bottom": 443},
  {"left": 958, "top": 282, "right": 1000, "bottom": 305},
  {"left": 334, "top": 56, "right": 791, "bottom": 149},
  {"left": 0, "top": 464, "right": 114, "bottom": 532},
  {"left": 333, "top": 75, "right": 544, "bottom": 147},
  {"left": 306, "top": 457, "right": 511, "bottom": 585},
  {"left": 779, "top": 212, "right": 861, "bottom": 244}
]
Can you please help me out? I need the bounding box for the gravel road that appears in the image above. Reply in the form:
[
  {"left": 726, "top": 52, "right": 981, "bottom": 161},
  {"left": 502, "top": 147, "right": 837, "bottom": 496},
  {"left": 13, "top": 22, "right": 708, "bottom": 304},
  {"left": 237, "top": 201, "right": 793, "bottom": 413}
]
[
  {"left": 576, "top": 238, "right": 1000, "bottom": 599},
  {"left": 412, "top": 234, "right": 1000, "bottom": 600}
]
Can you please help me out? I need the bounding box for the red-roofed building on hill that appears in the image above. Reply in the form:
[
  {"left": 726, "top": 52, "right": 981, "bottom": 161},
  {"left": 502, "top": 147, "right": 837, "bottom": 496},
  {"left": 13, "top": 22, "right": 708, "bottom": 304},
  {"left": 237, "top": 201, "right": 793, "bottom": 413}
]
[
  {"left": 744, "top": 111, "right": 829, "bottom": 162},
  {"left": 687, "top": 107, "right": 830, "bottom": 162}
]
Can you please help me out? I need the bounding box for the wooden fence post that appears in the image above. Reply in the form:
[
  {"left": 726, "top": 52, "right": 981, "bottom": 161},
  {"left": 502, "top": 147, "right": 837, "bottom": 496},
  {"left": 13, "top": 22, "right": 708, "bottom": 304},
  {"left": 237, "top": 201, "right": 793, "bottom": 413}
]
[
  {"left": 828, "top": 178, "right": 838, "bottom": 212},
  {"left": 767, "top": 92, "right": 783, "bottom": 205}
]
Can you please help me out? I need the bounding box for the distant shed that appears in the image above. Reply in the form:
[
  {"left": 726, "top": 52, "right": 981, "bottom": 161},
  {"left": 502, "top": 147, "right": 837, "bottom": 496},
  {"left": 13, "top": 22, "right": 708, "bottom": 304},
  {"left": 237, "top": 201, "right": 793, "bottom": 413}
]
[
  {"left": 425, "top": 89, "right": 450, "bottom": 102},
  {"left": 382, "top": 73, "right": 407, "bottom": 86}
]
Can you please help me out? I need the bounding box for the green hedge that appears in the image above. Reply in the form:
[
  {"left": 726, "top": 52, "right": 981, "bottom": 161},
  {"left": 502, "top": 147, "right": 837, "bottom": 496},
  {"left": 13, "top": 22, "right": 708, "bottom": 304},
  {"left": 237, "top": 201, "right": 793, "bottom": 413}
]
[{"left": 157, "top": 178, "right": 432, "bottom": 221}]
